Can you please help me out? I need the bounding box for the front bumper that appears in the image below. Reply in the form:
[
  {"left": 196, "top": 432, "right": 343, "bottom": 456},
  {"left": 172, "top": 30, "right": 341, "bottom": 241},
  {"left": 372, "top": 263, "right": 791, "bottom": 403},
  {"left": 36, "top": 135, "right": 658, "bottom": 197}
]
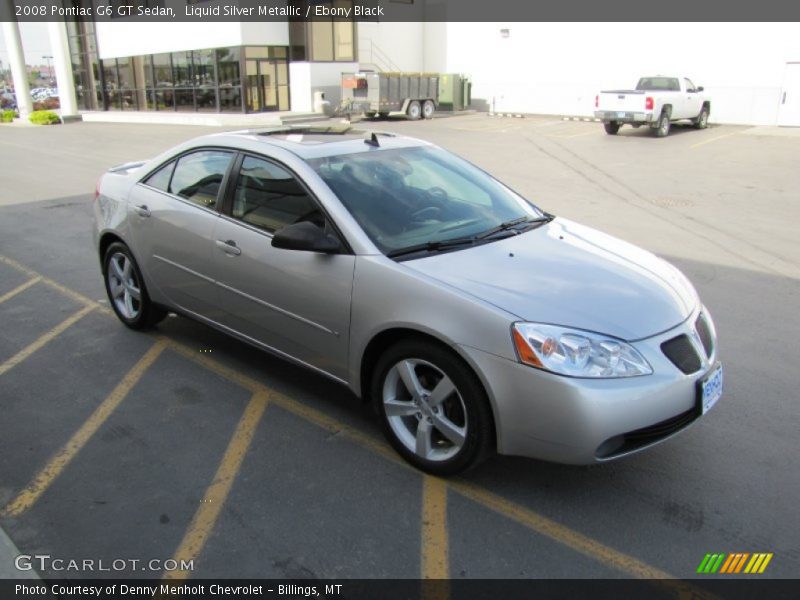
[
  {"left": 595, "top": 110, "right": 655, "bottom": 123},
  {"left": 461, "top": 308, "right": 720, "bottom": 464}
]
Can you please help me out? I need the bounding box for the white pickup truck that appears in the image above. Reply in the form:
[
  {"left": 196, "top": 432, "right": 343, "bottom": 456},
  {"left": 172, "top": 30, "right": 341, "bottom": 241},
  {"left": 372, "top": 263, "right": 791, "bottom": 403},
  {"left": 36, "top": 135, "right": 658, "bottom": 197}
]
[{"left": 594, "top": 76, "right": 710, "bottom": 137}]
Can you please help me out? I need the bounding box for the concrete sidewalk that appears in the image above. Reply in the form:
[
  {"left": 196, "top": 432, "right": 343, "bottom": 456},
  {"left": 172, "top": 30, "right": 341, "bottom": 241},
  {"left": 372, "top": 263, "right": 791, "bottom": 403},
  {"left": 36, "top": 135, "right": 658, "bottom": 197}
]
[{"left": 0, "top": 526, "right": 39, "bottom": 579}]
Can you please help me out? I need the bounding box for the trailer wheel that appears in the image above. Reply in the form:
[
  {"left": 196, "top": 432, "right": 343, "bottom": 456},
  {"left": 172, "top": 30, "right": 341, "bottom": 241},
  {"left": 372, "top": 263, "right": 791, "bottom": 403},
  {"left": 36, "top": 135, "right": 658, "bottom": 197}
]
[
  {"left": 407, "top": 101, "right": 421, "bottom": 120},
  {"left": 422, "top": 100, "right": 435, "bottom": 119}
]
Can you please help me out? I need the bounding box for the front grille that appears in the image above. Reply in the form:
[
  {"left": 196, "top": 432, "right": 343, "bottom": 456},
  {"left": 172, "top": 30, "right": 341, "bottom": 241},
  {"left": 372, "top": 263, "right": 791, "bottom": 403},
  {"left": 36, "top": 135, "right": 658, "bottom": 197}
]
[
  {"left": 596, "top": 409, "right": 698, "bottom": 459},
  {"left": 695, "top": 313, "right": 714, "bottom": 358},
  {"left": 661, "top": 335, "right": 702, "bottom": 374}
]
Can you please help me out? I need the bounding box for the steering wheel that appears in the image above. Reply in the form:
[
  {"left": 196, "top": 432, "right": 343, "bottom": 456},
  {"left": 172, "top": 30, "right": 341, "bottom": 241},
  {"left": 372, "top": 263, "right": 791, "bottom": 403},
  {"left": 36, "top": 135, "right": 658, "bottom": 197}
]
[
  {"left": 410, "top": 206, "right": 442, "bottom": 222},
  {"left": 426, "top": 186, "right": 449, "bottom": 204}
]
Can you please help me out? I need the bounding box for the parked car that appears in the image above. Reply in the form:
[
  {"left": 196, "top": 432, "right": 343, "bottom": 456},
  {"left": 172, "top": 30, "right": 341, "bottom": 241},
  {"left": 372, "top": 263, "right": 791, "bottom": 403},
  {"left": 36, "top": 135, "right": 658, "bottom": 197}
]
[
  {"left": 93, "top": 127, "right": 722, "bottom": 474},
  {"left": 595, "top": 76, "right": 711, "bottom": 136}
]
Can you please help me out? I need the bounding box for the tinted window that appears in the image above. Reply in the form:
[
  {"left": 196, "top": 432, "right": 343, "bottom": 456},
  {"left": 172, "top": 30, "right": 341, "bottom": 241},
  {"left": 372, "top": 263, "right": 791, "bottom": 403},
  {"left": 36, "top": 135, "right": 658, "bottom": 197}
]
[
  {"left": 232, "top": 156, "right": 321, "bottom": 233},
  {"left": 636, "top": 77, "right": 681, "bottom": 92},
  {"left": 170, "top": 150, "right": 233, "bottom": 209},
  {"left": 143, "top": 160, "right": 175, "bottom": 192}
]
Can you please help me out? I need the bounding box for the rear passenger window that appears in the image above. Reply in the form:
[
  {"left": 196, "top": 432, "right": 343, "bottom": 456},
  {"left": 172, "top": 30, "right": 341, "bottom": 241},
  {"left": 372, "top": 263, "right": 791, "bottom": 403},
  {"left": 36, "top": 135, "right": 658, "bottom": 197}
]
[
  {"left": 143, "top": 161, "right": 175, "bottom": 192},
  {"left": 169, "top": 150, "right": 234, "bottom": 209},
  {"left": 232, "top": 156, "right": 322, "bottom": 233}
]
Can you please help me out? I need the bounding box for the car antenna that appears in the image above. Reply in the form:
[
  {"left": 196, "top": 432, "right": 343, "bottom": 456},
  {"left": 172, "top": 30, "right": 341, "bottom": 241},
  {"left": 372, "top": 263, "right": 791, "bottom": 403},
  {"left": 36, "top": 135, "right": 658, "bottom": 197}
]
[{"left": 364, "top": 132, "right": 380, "bottom": 147}]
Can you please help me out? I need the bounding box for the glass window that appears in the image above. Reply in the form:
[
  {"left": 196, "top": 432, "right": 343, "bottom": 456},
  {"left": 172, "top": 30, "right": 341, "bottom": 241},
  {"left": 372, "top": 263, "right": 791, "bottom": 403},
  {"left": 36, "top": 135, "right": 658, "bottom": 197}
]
[
  {"left": 173, "top": 52, "right": 192, "bottom": 87},
  {"left": 143, "top": 160, "right": 175, "bottom": 192},
  {"left": 307, "top": 146, "right": 543, "bottom": 254},
  {"left": 152, "top": 53, "right": 173, "bottom": 87},
  {"left": 289, "top": 20, "right": 307, "bottom": 61},
  {"left": 170, "top": 151, "right": 234, "bottom": 209},
  {"left": 333, "top": 0, "right": 354, "bottom": 60},
  {"left": 310, "top": 20, "right": 334, "bottom": 61},
  {"left": 232, "top": 156, "right": 321, "bottom": 233},
  {"left": 685, "top": 78, "right": 697, "bottom": 92},
  {"left": 216, "top": 47, "right": 240, "bottom": 86}
]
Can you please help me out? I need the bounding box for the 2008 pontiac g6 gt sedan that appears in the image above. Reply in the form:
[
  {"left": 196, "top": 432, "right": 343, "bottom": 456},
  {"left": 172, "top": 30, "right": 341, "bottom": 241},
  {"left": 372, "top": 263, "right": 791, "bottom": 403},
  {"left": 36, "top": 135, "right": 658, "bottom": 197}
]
[{"left": 93, "top": 126, "right": 723, "bottom": 475}]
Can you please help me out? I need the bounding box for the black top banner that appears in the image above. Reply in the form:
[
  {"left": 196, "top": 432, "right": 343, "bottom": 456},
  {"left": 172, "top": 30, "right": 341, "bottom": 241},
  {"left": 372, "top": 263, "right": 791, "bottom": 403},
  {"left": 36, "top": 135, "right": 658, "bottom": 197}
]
[{"left": 3, "top": 0, "right": 800, "bottom": 22}]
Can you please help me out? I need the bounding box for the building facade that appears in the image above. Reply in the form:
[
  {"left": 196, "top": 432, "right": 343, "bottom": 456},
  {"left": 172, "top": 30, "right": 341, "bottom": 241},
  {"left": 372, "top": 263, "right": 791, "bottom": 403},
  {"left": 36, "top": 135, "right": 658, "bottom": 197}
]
[{"left": 6, "top": 4, "right": 800, "bottom": 125}]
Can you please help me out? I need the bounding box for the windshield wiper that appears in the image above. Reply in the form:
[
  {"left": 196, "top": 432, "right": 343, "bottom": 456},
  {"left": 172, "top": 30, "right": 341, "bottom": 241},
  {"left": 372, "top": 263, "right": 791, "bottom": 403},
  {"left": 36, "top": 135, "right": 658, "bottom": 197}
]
[
  {"left": 475, "top": 213, "right": 554, "bottom": 240},
  {"left": 386, "top": 236, "right": 477, "bottom": 259}
]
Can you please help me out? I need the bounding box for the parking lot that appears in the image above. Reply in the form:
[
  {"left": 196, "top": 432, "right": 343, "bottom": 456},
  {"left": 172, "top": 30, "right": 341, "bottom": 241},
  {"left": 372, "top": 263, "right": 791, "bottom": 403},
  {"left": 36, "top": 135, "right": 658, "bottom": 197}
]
[{"left": 0, "top": 114, "right": 798, "bottom": 590}]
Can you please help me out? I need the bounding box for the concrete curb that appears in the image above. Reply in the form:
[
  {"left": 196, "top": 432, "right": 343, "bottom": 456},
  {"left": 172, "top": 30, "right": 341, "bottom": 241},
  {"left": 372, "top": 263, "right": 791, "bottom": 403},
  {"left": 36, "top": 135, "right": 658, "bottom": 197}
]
[{"left": 0, "top": 526, "right": 40, "bottom": 579}]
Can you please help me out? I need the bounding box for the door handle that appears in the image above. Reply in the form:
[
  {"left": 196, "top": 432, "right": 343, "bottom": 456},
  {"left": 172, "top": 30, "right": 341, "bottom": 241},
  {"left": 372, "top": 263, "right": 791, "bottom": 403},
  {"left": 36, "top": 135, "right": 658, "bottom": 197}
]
[
  {"left": 133, "top": 204, "right": 151, "bottom": 217},
  {"left": 782, "top": 92, "right": 787, "bottom": 104},
  {"left": 216, "top": 239, "right": 241, "bottom": 256}
]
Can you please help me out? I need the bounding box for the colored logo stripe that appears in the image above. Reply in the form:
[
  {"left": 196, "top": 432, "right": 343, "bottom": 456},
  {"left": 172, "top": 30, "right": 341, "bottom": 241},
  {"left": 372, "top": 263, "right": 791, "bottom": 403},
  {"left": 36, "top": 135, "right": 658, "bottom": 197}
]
[{"left": 697, "top": 553, "right": 773, "bottom": 574}]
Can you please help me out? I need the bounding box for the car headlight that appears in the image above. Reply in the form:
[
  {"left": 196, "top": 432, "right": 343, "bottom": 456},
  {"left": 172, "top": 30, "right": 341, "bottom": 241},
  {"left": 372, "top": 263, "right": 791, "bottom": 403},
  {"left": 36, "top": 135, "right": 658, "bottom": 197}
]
[{"left": 512, "top": 322, "right": 652, "bottom": 378}]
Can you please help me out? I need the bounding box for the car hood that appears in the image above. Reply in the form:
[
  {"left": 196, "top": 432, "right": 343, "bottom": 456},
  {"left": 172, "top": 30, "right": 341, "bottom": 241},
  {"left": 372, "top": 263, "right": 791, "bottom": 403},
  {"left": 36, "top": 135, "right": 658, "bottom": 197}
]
[{"left": 405, "top": 218, "right": 698, "bottom": 341}]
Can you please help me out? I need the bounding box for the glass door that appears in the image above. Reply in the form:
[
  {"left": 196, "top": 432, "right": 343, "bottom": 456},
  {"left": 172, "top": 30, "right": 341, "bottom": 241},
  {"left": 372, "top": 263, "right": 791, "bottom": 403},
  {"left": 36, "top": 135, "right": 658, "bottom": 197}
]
[{"left": 245, "top": 56, "right": 289, "bottom": 112}]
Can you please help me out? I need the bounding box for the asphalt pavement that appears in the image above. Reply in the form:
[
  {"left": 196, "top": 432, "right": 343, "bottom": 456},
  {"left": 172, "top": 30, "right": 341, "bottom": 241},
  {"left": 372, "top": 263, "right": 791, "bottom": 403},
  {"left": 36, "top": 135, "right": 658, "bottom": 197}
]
[{"left": 0, "top": 115, "right": 798, "bottom": 587}]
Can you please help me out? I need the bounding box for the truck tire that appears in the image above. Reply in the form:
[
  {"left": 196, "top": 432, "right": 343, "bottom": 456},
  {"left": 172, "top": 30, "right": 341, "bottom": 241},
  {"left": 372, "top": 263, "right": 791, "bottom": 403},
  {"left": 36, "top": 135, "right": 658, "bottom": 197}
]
[
  {"left": 694, "top": 106, "right": 709, "bottom": 129},
  {"left": 654, "top": 110, "right": 671, "bottom": 137},
  {"left": 422, "top": 100, "right": 435, "bottom": 119},
  {"left": 604, "top": 122, "right": 620, "bottom": 135},
  {"left": 407, "top": 100, "right": 421, "bottom": 120}
]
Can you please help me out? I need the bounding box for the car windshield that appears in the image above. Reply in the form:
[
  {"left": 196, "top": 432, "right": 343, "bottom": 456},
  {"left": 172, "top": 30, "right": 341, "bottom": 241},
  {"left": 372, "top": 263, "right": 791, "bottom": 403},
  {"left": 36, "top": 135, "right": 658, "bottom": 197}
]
[{"left": 306, "top": 146, "right": 544, "bottom": 255}]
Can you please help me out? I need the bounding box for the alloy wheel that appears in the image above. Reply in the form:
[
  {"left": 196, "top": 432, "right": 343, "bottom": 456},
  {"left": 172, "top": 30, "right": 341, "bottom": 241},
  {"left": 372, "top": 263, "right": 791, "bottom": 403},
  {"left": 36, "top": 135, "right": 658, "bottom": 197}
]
[
  {"left": 107, "top": 251, "right": 141, "bottom": 320},
  {"left": 382, "top": 358, "right": 467, "bottom": 462}
]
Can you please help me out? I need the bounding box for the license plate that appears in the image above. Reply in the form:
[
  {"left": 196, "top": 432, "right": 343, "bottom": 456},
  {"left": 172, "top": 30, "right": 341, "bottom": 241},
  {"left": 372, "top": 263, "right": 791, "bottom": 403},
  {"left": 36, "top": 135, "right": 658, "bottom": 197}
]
[
  {"left": 617, "top": 111, "right": 626, "bottom": 118},
  {"left": 700, "top": 364, "right": 723, "bottom": 415}
]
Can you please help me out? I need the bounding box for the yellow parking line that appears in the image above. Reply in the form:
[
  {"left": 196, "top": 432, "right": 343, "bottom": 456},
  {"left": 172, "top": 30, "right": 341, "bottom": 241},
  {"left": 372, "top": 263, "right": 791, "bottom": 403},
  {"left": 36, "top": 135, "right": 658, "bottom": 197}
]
[
  {"left": 0, "top": 257, "right": 718, "bottom": 595},
  {"left": 421, "top": 475, "right": 449, "bottom": 579},
  {"left": 0, "top": 303, "right": 96, "bottom": 377},
  {"left": 690, "top": 131, "right": 739, "bottom": 149},
  {"left": 163, "top": 390, "right": 270, "bottom": 580},
  {"left": 1, "top": 339, "right": 166, "bottom": 517},
  {"left": 0, "top": 254, "right": 108, "bottom": 313},
  {"left": 0, "top": 277, "right": 41, "bottom": 305}
]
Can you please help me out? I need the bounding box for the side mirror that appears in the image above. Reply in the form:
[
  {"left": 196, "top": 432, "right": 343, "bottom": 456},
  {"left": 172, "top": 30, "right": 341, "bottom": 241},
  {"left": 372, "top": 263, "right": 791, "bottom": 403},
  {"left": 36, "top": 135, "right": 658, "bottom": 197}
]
[
  {"left": 272, "top": 221, "right": 342, "bottom": 254},
  {"left": 697, "top": 86, "right": 704, "bottom": 92}
]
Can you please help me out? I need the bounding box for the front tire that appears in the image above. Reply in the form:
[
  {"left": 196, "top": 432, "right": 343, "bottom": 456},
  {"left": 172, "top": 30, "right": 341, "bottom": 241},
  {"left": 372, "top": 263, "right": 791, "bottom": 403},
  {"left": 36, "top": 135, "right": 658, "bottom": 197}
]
[
  {"left": 406, "top": 100, "right": 422, "bottom": 121},
  {"left": 604, "top": 121, "right": 620, "bottom": 135},
  {"left": 372, "top": 340, "right": 494, "bottom": 475},
  {"left": 694, "top": 106, "right": 709, "bottom": 129},
  {"left": 103, "top": 242, "right": 166, "bottom": 330}
]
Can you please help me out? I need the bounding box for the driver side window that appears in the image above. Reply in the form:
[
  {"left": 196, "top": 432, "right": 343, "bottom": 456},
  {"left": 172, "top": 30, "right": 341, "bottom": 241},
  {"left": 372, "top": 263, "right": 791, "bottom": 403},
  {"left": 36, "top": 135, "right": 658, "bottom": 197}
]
[{"left": 231, "top": 156, "right": 322, "bottom": 234}]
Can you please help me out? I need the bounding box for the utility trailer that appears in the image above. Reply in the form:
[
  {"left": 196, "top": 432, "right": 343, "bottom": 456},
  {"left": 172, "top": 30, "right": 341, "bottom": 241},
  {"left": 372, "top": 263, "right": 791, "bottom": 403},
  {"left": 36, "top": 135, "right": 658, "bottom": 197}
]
[{"left": 340, "top": 72, "right": 439, "bottom": 120}]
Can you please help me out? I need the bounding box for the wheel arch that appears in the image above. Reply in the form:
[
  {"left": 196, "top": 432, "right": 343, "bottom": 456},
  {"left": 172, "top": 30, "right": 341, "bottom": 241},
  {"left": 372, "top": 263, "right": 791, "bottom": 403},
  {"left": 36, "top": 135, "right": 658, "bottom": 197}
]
[{"left": 358, "top": 326, "right": 499, "bottom": 446}]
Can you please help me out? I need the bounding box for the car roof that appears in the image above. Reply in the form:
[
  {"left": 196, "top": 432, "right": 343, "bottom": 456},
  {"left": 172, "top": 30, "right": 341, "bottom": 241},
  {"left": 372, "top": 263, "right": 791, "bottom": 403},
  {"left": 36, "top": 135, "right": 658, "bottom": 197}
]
[{"left": 196, "top": 125, "right": 432, "bottom": 160}]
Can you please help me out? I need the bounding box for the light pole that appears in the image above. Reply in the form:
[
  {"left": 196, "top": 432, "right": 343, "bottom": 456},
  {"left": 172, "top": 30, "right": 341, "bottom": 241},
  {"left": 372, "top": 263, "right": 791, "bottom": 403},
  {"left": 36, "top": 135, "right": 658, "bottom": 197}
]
[{"left": 43, "top": 55, "right": 53, "bottom": 86}]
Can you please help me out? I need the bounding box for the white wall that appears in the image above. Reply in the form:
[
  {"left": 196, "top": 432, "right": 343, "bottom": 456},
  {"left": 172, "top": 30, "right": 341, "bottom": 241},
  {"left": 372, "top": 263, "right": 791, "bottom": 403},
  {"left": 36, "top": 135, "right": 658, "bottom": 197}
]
[
  {"left": 290, "top": 61, "right": 358, "bottom": 112},
  {"left": 435, "top": 22, "right": 800, "bottom": 125},
  {"left": 96, "top": 22, "right": 248, "bottom": 58},
  {"left": 96, "top": 22, "right": 289, "bottom": 59},
  {"left": 357, "top": 22, "right": 425, "bottom": 72}
]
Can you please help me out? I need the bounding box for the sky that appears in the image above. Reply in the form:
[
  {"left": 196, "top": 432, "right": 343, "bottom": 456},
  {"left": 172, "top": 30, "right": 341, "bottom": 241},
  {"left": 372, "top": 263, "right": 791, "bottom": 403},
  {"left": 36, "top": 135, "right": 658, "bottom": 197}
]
[{"left": 0, "top": 23, "right": 53, "bottom": 68}]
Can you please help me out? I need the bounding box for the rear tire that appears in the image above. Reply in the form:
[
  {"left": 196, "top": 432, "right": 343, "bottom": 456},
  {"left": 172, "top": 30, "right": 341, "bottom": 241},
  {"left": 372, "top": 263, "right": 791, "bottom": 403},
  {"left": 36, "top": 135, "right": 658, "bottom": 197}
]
[
  {"left": 103, "top": 242, "right": 166, "bottom": 330},
  {"left": 694, "top": 106, "right": 709, "bottom": 129},
  {"left": 654, "top": 110, "right": 671, "bottom": 137},
  {"left": 604, "top": 121, "right": 620, "bottom": 135},
  {"left": 372, "top": 340, "right": 494, "bottom": 475},
  {"left": 406, "top": 100, "right": 421, "bottom": 121},
  {"left": 422, "top": 100, "right": 435, "bottom": 119}
]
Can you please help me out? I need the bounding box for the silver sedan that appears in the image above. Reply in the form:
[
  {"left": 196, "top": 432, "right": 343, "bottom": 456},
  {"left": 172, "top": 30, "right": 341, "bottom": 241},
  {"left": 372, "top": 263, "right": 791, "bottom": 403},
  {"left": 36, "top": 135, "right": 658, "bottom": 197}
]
[{"left": 93, "top": 126, "right": 722, "bottom": 475}]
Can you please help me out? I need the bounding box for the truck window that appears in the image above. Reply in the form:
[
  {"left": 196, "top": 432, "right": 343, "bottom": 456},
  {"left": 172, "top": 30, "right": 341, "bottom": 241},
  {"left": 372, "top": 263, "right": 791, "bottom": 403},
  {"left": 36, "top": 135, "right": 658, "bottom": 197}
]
[{"left": 636, "top": 77, "right": 681, "bottom": 92}]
